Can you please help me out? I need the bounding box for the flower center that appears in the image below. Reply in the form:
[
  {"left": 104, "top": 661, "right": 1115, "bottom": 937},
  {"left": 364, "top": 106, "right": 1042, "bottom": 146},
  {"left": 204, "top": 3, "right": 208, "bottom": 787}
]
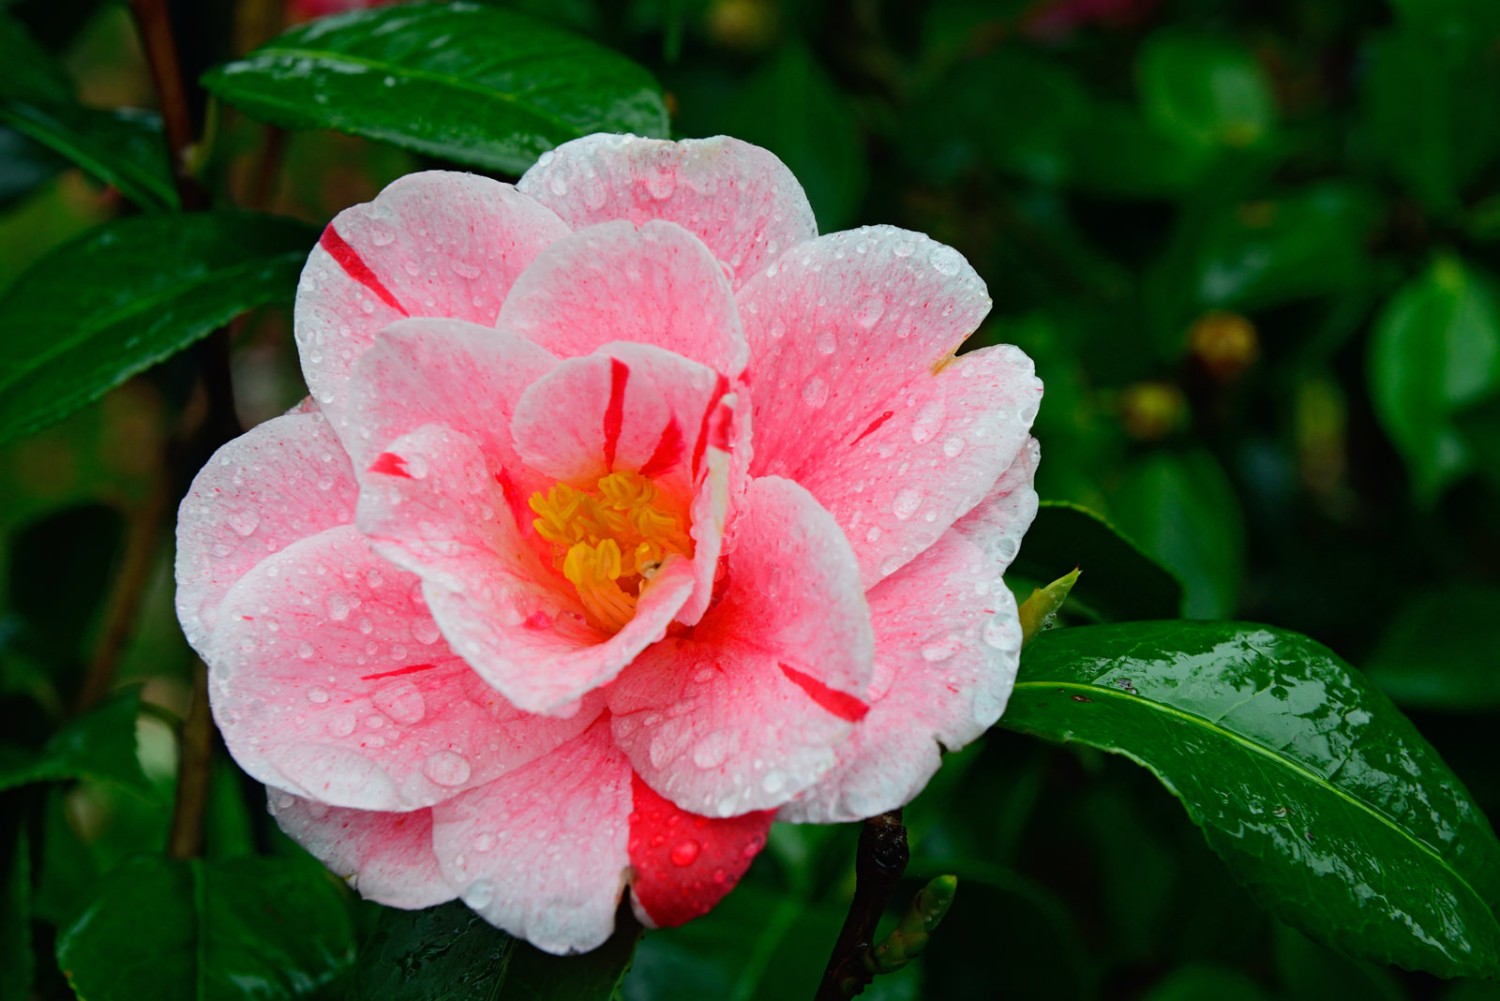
[{"left": 528, "top": 470, "right": 693, "bottom": 633}]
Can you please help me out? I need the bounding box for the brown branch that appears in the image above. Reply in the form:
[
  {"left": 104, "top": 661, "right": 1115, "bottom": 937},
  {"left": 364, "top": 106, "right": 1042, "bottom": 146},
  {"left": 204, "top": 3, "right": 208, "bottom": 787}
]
[
  {"left": 129, "top": 0, "right": 209, "bottom": 211},
  {"left": 167, "top": 661, "right": 213, "bottom": 860},
  {"left": 815, "top": 810, "right": 909, "bottom": 1001}
]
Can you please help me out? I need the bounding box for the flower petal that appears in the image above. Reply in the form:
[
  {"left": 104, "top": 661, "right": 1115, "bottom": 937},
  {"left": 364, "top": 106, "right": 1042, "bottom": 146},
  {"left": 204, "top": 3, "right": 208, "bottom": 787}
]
[
  {"left": 517, "top": 133, "right": 817, "bottom": 290},
  {"left": 738, "top": 226, "right": 1042, "bottom": 584},
  {"left": 210, "top": 525, "right": 597, "bottom": 810},
  {"left": 268, "top": 793, "right": 454, "bottom": 909},
  {"left": 778, "top": 530, "right": 1025, "bottom": 824},
  {"left": 358, "top": 423, "right": 696, "bottom": 714},
  {"left": 295, "top": 171, "right": 567, "bottom": 433},
  {"left": 626, "top": 771, "right": 772, "bottom": 928},
  {"left": 430, "top": 719, "right": 631, "bottom": 955},
  {"left": 494, "top": 220, "right": 748, "bottom": 377},
  {"left": 175, "top": 408, "right": 357, "bottom": 654},
  {"left": 609, "top": 476, "right": 874, "bottom": 816}
]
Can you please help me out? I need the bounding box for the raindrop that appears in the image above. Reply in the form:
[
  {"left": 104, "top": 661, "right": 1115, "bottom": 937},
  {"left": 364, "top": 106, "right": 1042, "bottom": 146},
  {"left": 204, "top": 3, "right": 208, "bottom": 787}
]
[
  {"left": 450, "top": 259, "right": 481, "bottom": 280},
  {"left": 921, "top": 636, "right": 960, "bottom": 662},
  {"left": 297, "top": 642, "right": 315, "bottom": 660},
  {"left": 327, "top": 593, "right": 353, "bottom": 621},
  {"left": 814, "top": 329, "right": 837, "bottom": 355},
  {"left": 326, "top": 712, "right": 356, "bottom": 738},
  {"left": 645, "top": 170, "right": 676, "bottom": 200},
  {"left": 227, "top": 509, "right": 260, "bottom": 537},
  {"left": 928, "top": 245, "right": 963, "bottom": 276},
  {"left": 892, "top": 488, "right": 923, "bottom": 521},
  {"left": 692, "top": 732, "right": 731, "bottom": 769},
  {"left": 424, "top": 750, "right": 472, "bottom": 787},
  {"left": 910, "top": 401, "right": 946, "bottom": 444},
  {"left": 412, "top": 618, "right": 442, "bottom": 645},
  {"left": 473, "top": 832, "right": 496, "bottom": 852},
  {"left": 367, "top": 222, "right": 396, "bottom": 247},
  {"left": 373, "top": 683, "right": 426, "bottom": 725},
  {"left": 942, "top": 436, "right": 965, "bottom": 458},
  {"left": 892, "top": 240, "right": 916, "bottom": 258},
  {"left": 307, "top": 686, "right": 330, "bottom": 704},
  {"left": 467, "top": 880, "right": 495, "bottom": 908},
  {"left": 669, "top": 840, "right": 701, "bottom": 866},
  {"left": 761, "top": 770, "right": 786, "bottom": 794},
  {"left": 801, "top": 376, "right": 829, "bottom": 408},
  {"left": 548, "top": 175, "right": 569, "bottom": 197}
]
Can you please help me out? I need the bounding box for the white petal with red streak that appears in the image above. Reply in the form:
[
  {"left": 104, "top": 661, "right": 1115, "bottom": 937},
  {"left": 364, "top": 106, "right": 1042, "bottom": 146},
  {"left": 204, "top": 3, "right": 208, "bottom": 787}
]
[
  {"left": 175, "top": 408, "right": 357, "bottom": 654},
  {"left": 609, "top": 476, "right": 874, "bottom": 817},
  {"left": 357, "top": 423, "right": 695, "bottom": 714},
  {"left": 778, "top": 530, "right": 1025, "bottom": 824},
  {"left": 295, "top": 171, "right": 567, "bottom": 434},
  {"left": 517, "top": 133, "right": 817, "bottom": 290},
  {"left": 209, "top": 525, "right": 596, "bottom": 811},
  {"left": 269, "top": 794, "right": 453, "bottom": 909},
  {"left": 738, "top": 226, "right": 1042, "bottom": 585},
  {"left": 494, "top": 220, "right": 748, "bottom": 377},
  {"left": 430, "top": 720, "right": 631, "bottom": 955}
]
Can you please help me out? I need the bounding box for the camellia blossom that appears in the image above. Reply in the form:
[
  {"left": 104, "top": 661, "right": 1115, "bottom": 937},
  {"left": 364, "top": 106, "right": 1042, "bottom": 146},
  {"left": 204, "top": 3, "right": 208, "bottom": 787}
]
[{"left": 176, "top": 133, "right": 1042, "bottom": 953}]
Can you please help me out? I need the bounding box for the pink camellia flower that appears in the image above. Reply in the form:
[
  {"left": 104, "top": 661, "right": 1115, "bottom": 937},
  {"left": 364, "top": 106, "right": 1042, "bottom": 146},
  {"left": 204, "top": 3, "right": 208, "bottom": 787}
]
[{"left": 176, "top": 134, "right": 1041, "bottom": 953}]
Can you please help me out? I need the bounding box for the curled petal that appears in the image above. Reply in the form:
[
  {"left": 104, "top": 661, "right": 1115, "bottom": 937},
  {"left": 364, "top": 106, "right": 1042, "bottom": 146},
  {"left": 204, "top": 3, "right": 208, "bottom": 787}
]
[{"left": 517, "top": 133, "right": 817, "bottom": 290}]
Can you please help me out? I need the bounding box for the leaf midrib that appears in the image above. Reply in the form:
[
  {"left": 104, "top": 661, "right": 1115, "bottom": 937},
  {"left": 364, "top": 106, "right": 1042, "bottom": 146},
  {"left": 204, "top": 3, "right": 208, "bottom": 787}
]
[
  {"left": 221, "top": 42, "right": 602, "bottom": 139},
  {"left": 0, "top": 252, "right": 299, "bottom": 394},
  {"left": 1010, "top": 677, "right": 1494, "bottom": 918}
]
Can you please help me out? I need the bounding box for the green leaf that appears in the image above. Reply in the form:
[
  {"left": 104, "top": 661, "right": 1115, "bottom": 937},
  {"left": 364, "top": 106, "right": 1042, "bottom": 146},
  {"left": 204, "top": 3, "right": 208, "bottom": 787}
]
[
  {"left": 347, "top": 900, "right": 639, "bottom": 1000},
  {"left": 57, "top": 854, "right": 355, "bottom": 1001},
  {"left": 1364, "top": 586, "right": 1500, "bottom": 713},
  {"left": 1002, "top": 622, "right": 1500, "bottom": 978},
  {"left": 0, "top": 689, "right": 149, "bottom": 793},
  {"left": 1138, "top": 30, "right": 1277, "bottom": 149},
  {"left": 0, "top": 13, "right": 70, "bottom": 103},
  {"left": 202, "top": 3, "right": 668, "bottom": 176},
  {"left": 1110, "top": 450, "right": 1245, "bottom": 619},
  {"left": 1145, "top": 965, "right": 1270, "bottom": 1001},
  {"left": 1067, "top": 102, "right": 1212, "bottom": 199},
  {"left": 0, "top": 211, "right": 315, "bottom": 444},
  {"left": 1012, "top": 501, "right": 1184, "bottom": 623},
  {"left": 1368, "top": 255, "right": 1500, "bottom": 504},
  {"left": 0, "top": 101, "right": 176, "bottom": 209},
  {"left": 723, "top": 45, "right": 866, "bottom": 230}
]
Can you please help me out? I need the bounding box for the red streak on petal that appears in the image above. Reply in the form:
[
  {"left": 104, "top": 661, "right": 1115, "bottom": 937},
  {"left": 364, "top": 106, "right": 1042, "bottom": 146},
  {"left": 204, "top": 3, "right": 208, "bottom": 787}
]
[
  {"left": 493, "top": 468, "right": 530, "bottom": 530},
  {"left": 523, "top": 611, "right": 551, "bottom": 629},
  {"left": 359, "top": 662, "right": 438, "bottom": 682},
  {"left": 368, "top": 452, "right": 411, "bottom": 478},
  {"left": 779, "top": 664, "right": 869, "bottom": 722},
  {"left": 851, "top": 410, "right": 895, "bottom": 446},
  {"left": 627, "top": 771, "right": 773, "bottom": 928},
  {"left": 691, "top": 374, "right": 732, "bottom": 479},
  {"left": 603, "top": 358, "right": 630, "bottom": 471},
  {"left": 639, "top": 418, "right": 685, "bottom": 479},
  {"left": 319, "top": 225, "right": 408, "bottom": 317}
]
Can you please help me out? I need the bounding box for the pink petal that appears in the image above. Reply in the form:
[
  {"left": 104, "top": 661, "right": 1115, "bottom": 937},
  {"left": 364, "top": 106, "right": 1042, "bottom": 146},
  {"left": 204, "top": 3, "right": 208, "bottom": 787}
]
[
  {"left": 952, "top": 436, "right": 1042, "bottom": 574},
  {"left": 344, "top": 318, "right": 557, "bottom": 474},
  {"left": 626, "top": 771, "right": 772, "bottom": 928},
  {"left": 493, "top": 219, "right": 748, "bottom": 377},
  {"left": 738, "top": 226, "right": 1042, "bottom": 585},
  {"left": 778, "top": 530, "right": 1024, "bottom": 824},
  {"left": 430, "top": 720, "right": 631, "bottom": 955},
  {"left": 516, "top": 134, "right": 817, "bottom": 290},
  {"left": 209, "top": 525, "right": 597, "bottom": 811},
  {"left": 509, "top": 343, "right": 746, "bottom": 624},
  {"left": 357, "top": 423, "right": 697, "bottom": 715},
  {"left": 608, "top": 476, "right": 874, "bottom": 817},
  {"left": 175, "top": 408, "right": 356, "bottom": 654},
  {"left": 268, "top": 793, "right": 453, "bottom": 909},
  {"left": 295, "top": 171, "right": 568, "bottom": 433}
]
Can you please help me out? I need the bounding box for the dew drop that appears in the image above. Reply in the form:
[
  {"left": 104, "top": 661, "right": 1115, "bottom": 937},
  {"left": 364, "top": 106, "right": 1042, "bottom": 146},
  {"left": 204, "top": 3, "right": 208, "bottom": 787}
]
[
  {"left": 669, "top": 840, "right": 701, "bottom": 866},
  {"left": 854, "top": 296, "right": 885, "bottom": 329},
  {"left": 645, "top": 169, "right": 676, "bottom": 200},
  {"left": 692, "top": 732, "right": 731, "bottom": 769},
  {"left": 920, "top": 636, "right": 960, "bottom": 663},
  {"left": 327, "top": 593, "right": 353, "bottom": 621},
  {"left": 412, "top": 618, "right": 442, "bottom": 645},
  {"left": 297, "top": 642, "right": 315, "bottom": 660},
  {"left": 466, "top": 879, "right": 495, "bottom": 908},
  {"left": 893, "top": 240, "right": 915, "bottom": 258},
  {"left": 761, "top": 770, "right": 787, "bottom": 794},
  {"left": 814, "top": 329, "right": 837, "bottom": 355},
  {"left": 373, "top": 683, "right": 426, "bottom": 725},
  {"left": 326, "top": 711, "right": 356, "bottom": 738},
  {"left": 473, "top": 832, "right": 496, "bottom": 852},
  {"left": 367, "top": 222, "right": 396, "bottom": 247},
  {"left": 307, "top": 686, "right": 330, "bottom": 704},
  {"left": 227, "top": 509, "right": 260, "bottom": 537},
  {"left": 424, "top": 750, "right": 472, "bottom": 787},
  {"left": 450, "top": 259, "right": 481, "bottom": 279},
  {"left": 928, "top": 244, "right": 963, "bottom": 276},
  {"left": 942, "top": 435, "right": 966, "bottom": 458},
  {"left": 801, "top": 376, "right": 829, "bottom": 408},
  {"left": 892, "top": 488, "right": 923, "bottom": 521},
  {"left": 548, "top": 175, "right": 569, "bottom": 196},
  {"left": 910, "top": 400, "right": 946, "bottom": 444}
]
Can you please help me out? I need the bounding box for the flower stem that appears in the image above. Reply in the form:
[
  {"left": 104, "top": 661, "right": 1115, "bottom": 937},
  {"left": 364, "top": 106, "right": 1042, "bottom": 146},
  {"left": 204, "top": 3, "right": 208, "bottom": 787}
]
[{"left": 814, "top": 809, "right": 909, "bottom": 1001}]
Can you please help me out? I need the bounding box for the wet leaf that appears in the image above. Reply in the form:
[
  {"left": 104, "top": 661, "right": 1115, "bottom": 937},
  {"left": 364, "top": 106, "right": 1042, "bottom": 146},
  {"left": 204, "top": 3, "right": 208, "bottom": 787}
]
[
  {"left": 0, "top": 689, "right": 149, "bottom": 794},
  {"left": 0, "top": 211, "right": 315, "bottom": 444},
  {"left": 0, "top": 101, "right": 176, "bottom": 210},
  {"left": 1012, "top": 501, "right": 1184, "bottom": 622},
  {"left": 57, "top": 854, "right": 355, "bottom": 1001},
  {"left": 203, "top": 3, "right": 668, "bottom": 176},
  {"left": 1368, "top": 255, "right": 1500, "bottom": 504},
  {"left": 1002, "top": 622, "right": 1500, "bottom": 978}
]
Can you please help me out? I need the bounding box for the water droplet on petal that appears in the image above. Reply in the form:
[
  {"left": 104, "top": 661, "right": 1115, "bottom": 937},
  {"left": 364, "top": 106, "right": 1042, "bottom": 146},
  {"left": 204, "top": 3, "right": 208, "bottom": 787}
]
[
  {"left": 297, "top": 642, "right": 315, "bottom": 660},
  {"left": 327, "top": 593, "right": 353, "bottom": 621},
  {"left": 892, "top": 488, "right": 923, "bottom": 521},
  {"left": 367, "top": 222, "right": 396, "bottom": 247},
  {"left": 373, "top": 683, "right": 426, "bottom": 725},
  {"left": 942, "top": 435, "right": 965, "bottom": 457},
  {"left": 424, "top": 750, "right": 472, "bottom": 787},
  {"left": 814, "top": 329, "right": 837, "bottom": 355},
  {"left": 307, "top": 686, "right": 330, "bottom": 704},
  {"left": 669, "top": 840, "right": 701, "bottom": 866},
  {"left": 326, "top": 711, "right": 356, "bottom": 738},
  {"left": 801, "top": 376, "right": 829, "bottom": 408},
  {"left": 228, "top": 509, "right": 260, "bottom": 537},
  {"left": 645, "top": 169, "right": 676, "bottom": 200},
  {"left": 855, "top": 296, "right": 885, "bottom": 328},
  {"left": 928, "top": 244, "right": 963, "bottom": 276},
  {"left": 467, "top": 879, "right": 495, "bottom": 908},
  {"left": 412, "top": 618, "right": 441, "bottom": 645},
  {"left": 910, "top": 401, "right": 946, "bottom": 444}
]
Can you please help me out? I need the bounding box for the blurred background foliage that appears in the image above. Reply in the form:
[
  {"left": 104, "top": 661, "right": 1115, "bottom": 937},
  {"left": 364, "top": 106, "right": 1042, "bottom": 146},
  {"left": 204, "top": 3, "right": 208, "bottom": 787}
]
[{"left": 3, "top": 0, "right": 1500, "bottom": 998}]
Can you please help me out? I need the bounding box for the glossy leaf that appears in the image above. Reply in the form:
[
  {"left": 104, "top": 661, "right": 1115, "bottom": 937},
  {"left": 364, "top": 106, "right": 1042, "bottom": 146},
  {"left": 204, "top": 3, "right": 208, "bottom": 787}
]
[
  {"left": 1002, "top": 622, "right": 1500, "bottom": 978},
  {"left": 1138, "top": 30, "right": 1277, "bottom": 149},
  {"left": 348, "top": 900, "right": 639, "bottom": 1000},
  {"left": 0, "top": 690, "right": 149, "bottom": 794},
  {"left": 1110, "top": 450, "right": 1244, "bottom": 619},
  {"left": 1012, "top": 501, "right": 1184, "bottom": 623},
  {"left": 57, "top": 854, "right": 355, "bottom": 1001},
  {"left": 1365, "top": 586, "right": 1500, "bottom": 713},
  {"left": 1368, "top": 255, "right": 1500, "bottom": 504},
  {"left": 0, "top": 101, "right": 176, "bottom": 209},
  {"left": 202, "top": 3, "right": 668, "bottom": 176},
  {"left": 0, "top": 211, "right": 315, "bottom": 444}
]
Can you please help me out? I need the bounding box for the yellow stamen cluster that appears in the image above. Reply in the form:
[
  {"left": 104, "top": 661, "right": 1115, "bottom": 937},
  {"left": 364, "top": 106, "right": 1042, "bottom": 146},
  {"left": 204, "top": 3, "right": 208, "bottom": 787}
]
[{"left": 529, "top": 471, "right": 693, "bottom": 633}]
